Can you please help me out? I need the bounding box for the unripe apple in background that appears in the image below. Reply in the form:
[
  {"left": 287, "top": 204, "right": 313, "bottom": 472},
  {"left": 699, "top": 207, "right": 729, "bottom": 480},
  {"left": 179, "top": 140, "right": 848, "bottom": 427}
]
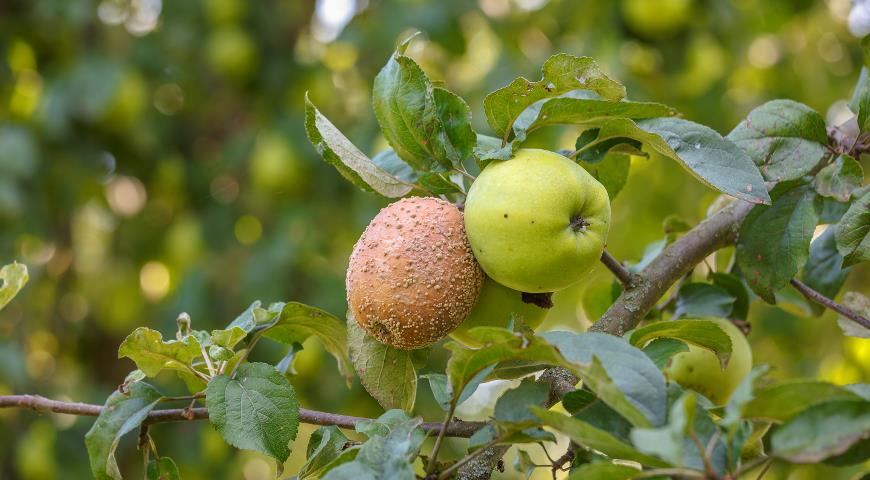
[
  {"left": 663, "top": 317, "right": 753, "bottom": 405},
  {"left": 346, "top": 197, "right": 484, "bottom": 349},
  {"left": 463, "top": 149, "right": 611, "bottom": 293},
  {"left": 449, "top": 277, "right": 550, "bottom": 348}
]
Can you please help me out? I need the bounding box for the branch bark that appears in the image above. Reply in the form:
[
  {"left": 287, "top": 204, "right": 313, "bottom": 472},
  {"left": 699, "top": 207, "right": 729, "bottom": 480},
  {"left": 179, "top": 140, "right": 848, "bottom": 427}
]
[
  {"left": 0, "top": 394, "right": 484, "bottom": 438},
  {"left": 790, "top": 278, "right": 870, "bottom": 331},
  {"left": 600, "top": 250, "right": 638, "bottom": 287}
]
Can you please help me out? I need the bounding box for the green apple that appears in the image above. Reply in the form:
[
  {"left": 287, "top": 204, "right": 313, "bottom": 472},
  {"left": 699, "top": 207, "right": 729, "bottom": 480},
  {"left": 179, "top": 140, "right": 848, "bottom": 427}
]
[
  {"left": 449, "top": 277, "right": 549, "bottom": 348},
  {"left": 463, "top": 148, "right": 611, "bottom": 293},
  {"left": 663, "top": 318, "right": 753, "bottom": 405}
]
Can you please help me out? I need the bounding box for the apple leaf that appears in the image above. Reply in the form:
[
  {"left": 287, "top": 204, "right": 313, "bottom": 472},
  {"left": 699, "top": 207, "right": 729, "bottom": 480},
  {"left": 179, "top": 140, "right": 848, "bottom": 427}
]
[
  {"left": 636, "top": 117, "right": 770, "bottom": 204},
  {"left": 672, "top": 283, "right": 737, "bottom": 320},
  {"left": 304, "top": 94, "right": 412, "bottom": 198},
  {"left": 347, "top": 318, "right": 427, "bottom": 411},
  {"left": 372, "top": 35, "right": 473, "bottom": 171},
  {"left": 532, "top": 407, "right": 670, "bottom": 467},
  {"left": 0, "top": 261, "right": 28, "bottom": 311},
  {"left": 85, "top": 382, "right": 163, "bottom": 480},
  {"left": 205, "top": 362, "right": 300, "bottom": 465},
  {"left": 641, "top": 338, "right": 689, "bottom": 369},
  {"left": 117, "top": 327, "right": 203, "bottom": 379},
  {"left": 709, "top": 272, "right": 751, "bottom": 320},
  {"left": 579, "top": 150, "right": 631, "bottom": 200},
  {"left": 492, "top": 377, "right": 549, "bottom": 430},
  {"left": 850, "top": 66, "right": 870, "bottom": 134},
  {"left": 298, "top": 426, "right": 352, "bottom": 480},
  {"left": 542, "top": 331, "right": 667, "bottom": 427},
  {"left": 260, "top": 302, "right": 353, "bottom": 387},
  {"left": 771, "top": 400, "right": 870, "bottom": 463},
  {"left": 839, "top": 292, "right": 870, "bottom": 339},
  {"left": 512, "top": 90, "right": 677, "bottom": 141},
  {"left": 146, "top": 457, "right": 180, "bottom": 480},
  {"left": 627, "top": 319, "right": 732, "bottom": 368},
  {"left": 566, "top": 463, "right": 642, "bottom": 480},
  {"left": 835, "top": 189, "right": 870, "bottom": 266},
  {"left": 801, "top": 228, "right": 851, "bottom": 316},
  {"left": 483, "top": 53, "right": 625, "bottom": 140},
  {"left": 737, "top": 182, "right": 819, "bottom": 303},
  {"left": 743, "top": 380, "right": 864, "bottom": 423},
  {"left": 727, "top": 99, "right": 829, "bottom": 181},
  {"left": 814, "top": 155, "right": 864, "bottom": 202},
  {"left": 512, "top": 449, "right": 537, "bottom": 478}
]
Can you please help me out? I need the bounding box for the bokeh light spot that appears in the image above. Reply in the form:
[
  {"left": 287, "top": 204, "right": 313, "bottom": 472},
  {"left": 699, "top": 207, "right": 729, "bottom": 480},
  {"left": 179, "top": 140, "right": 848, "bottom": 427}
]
[
  {"left": 140, "top": 261, "right": 171, "bottom": 300},
  {"left": 105, "top": 175, "right": 147, "bottom": 217},
  {"left": 235, "top": 215, "right": 263, "bottom": 246}
]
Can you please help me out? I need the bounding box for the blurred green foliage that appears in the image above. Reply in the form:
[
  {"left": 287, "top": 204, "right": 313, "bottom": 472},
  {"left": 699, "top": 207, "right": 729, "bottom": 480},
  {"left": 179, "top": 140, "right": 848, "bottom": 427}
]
[{"left": 0, "top": 0, "right": 867, "bottom": 478}]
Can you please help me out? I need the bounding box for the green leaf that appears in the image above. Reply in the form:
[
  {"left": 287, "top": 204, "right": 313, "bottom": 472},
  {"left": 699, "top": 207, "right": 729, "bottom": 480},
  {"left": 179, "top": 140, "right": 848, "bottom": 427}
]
[
  {"left": 483, "top": 53, "right": 625, "bottom": 139},
  {"left": 672, "top": 283, "right": 736, "bottom": 319},
  {"left": 580, "top": 152, "right": 631, "bottom": 200},
  {"left": 743, "top": 380, "right": 864, "bottom": 422},
  {"left": 0, "top": 261, "right": 28, "bottom": 311},
  {"left": 324, "top": 410, "right": 424, "bottom": 480},
  {"left": 801, "top": 228, "right": 851, "bottom": 316},
  {"left": 771, "top": 400, "right": 870, "bottom": 463},
  {"left": 839, "top": 292, "right": 870, "bottom": 339},
  {"left": 372, "top": 37, "right": 471, "bottom": 171},
  {"left": 262, "top": 302, "right": 352, "bottom": 387},
  {"left": 627, "top": 319, "right": 732, "bottom": 368},
  {"left": 543, "top": 332, "right": 667, "bottom": 427},
  {"left": 85, "top": 383, "right": 163, "bottom": 480},
  {"left": 205, "top": 362, "right": 300, "bottom": 464},
  {"left": 566, "top": 463, "right": 641, "bottom": 480},
  {"left": 835, "top": 190, "right": 870, "bottom": 266},
  {"left": 850, "top": 67, "right": 870, "bottom": 134},
  {"left": 630, "top": 392, "right": 727, "bottom": 474},
  {"left": 117, "top": 327, "right": 203, "bottom": 379},
  {"left": 146, "top": 457, "right": 180, "bottom": 480},
  {"left": 209, "top": 326, "right": 247, "bottom": 349},
  {"left": 814, "top": 155, "right": 864, "bottom": 202},
  {"left": 637, "top": 117, "right": 770, "bottom": 204},
  {"left": 710, "top": 272, "right": 750, "bottom": 320},
  {"left": 727, "top": 99, "right": 829, "bottom": 181},
  {"left": 641, "top": 338, "right": 689, "bottom": 369},
  {"left": 737, "top": 182, "right": 819, "bottom": 303},
  {"left": 347, "top": 319, "right": 425, "bottom": 411},
  {"left": 304, "top": 94, "right": 411, "bottom": 198},
  {"left": 512, "top": 449, "right": 537, "bottom": 478},
  {"left": 562, "top": 389, "right": 597, "bottom": 414},
  {"left": 420, "top": 373, "right": 451, "bottom": 411},
  {"left": 493, "top": 377, "right": 549, "bottom": 429},
  {"left": 513, "top": 91, "right": 677, "bottom": 141},
  {"left": 532, "top": 407, "right": 669, "bottom": 467},
  {"left": 721, "top": 366, "right": 769, "bottom": 434},
  {"left": 299, "top": 426, "right": 351, "bottom": 479}
]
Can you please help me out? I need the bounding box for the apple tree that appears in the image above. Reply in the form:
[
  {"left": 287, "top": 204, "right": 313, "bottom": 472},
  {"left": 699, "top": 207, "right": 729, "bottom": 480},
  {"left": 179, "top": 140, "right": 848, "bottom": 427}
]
[{"left": 2, "top": 33, "right": 870, "bottom": 480}]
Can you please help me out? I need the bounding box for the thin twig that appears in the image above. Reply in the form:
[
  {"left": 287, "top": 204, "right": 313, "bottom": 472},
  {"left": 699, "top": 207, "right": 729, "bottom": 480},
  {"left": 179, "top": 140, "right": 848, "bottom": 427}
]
[
  {"left": 427, "top": 401, "right": 458, "bottom": 474},
  {"left": 600, "top": 250, "right": 636, "bottom": 287},
  {"left": 0, "top": 394, "right": 484, "bottom": 437},
  {"left": 754, "top": 457, "right": 774, "bottom": 480},
  {"left": 790, "top": 278, "right": 870, "bottom": 331},
  {"left": 688, "top": 429, "right": 716, "bottom": 480}
]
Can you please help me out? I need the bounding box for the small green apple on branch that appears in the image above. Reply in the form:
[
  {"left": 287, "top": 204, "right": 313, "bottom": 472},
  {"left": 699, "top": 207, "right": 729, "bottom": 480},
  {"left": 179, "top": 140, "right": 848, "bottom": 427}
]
[{"left": 3, "top": 32, "right": 870, "bottom": 480}]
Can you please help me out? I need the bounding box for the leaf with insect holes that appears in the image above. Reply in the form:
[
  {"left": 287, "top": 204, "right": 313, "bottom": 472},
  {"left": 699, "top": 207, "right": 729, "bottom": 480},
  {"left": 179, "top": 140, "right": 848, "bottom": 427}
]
[
  {"left": 372, "top": 35, "right": 474, "bottom": 171},
  {"left": 483, "top": 53, "right": 625, "bottom": 139},
  {"left": 727, "top": 99, "right": 829, "bottom": 181},
  {"left": 260, "top": 302, "right": 353, "bottom": 387},
  {"left": 771, "top": 399, "right": 870, "bottom": 464},
  {"left": 835, "top": 190, "right": 870, "bottom": 267},
  {"left": 814, "top": 155, "right": 864, "bottom": 202},
  {"left": 347, "top": 318, "right": 427, "bottom": 411},
  {"left": 305, "top": 95, "right": 412, "bottom": 198},
  {"left": 737, "top": 182, "right": 819, "bottom": 303},
  {"left": 205, "top": 362, "right": 300, "bottom": 465},
  {"left": 0, "top": 262, "right": 28, "bottom": 311},
  {"left": 511, "top": 89, "right": 677, "bottom": 142},
  {"left": 627, "top": 319, "right": 732, "bottom": 368},
  {"left": 85, "top": 382, "right": 163, "bottom": 480}
]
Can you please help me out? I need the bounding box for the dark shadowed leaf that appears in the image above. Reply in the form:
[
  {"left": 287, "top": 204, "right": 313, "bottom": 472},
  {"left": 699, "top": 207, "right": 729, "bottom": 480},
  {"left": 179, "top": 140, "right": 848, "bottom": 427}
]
[
  {"left": 579, "top": 153, "right": 631, "bottom": 200},
  {"left": 146, "top": 457, "right": 180, "bottom": 480},
  {"left": 710, "top": 272, "right": 750, "bottom": 320},
  {"left": 347, "top": 319, "right": 426, "bottom": 411},
  {"left": 737, "top": 182, "right": 819, "bottom": 303},
  {"left": 771, "top": 400, "right": 870, "bottom": 463},
  {"left": 850, "top": 67, "right": 870, "bottom": 133},
  {"left": 483, "top": 54, "right": 625, "bottom": 139},
  {"left": 801, "top": 228, "right": 851, "bottom": 316},
  {"left": 727, "top": 99, "right": 828, "bottom": 181},
  {"left": 298, "top": 426, "right": 352, "bottom": 479},
  {"left": 673, "top": 283, "right": 736, "bottom": 319},
  {"left": 85, "top": 383, "right": 163, "bottom": 480},
  {"left": 641, "top": 338, "right": 689, "bottom": 369},
  {"left": 205, "top": 362, "right": 300, "bottom": 464},
  {"left": 304, "top": 95, "right": 411, "bottom": 198}
]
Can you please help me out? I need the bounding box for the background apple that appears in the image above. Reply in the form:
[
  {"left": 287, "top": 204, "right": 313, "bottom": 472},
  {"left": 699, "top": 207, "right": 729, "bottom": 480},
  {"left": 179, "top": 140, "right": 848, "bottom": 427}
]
[
  {"left": 663, "top": 317, "right": 753, "bottom": 405},
  {"left": 463, "top": 148, "right": 611, "bottom": 293}
]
